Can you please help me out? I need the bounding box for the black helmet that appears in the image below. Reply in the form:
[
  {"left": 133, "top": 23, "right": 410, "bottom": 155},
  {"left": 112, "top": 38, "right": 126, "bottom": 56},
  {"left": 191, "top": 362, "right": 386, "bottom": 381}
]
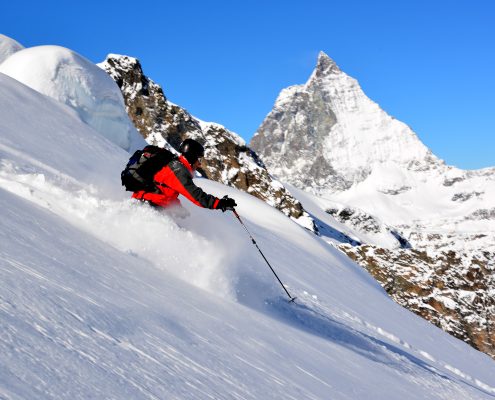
[{"left": 179, "top": 138, "right": 205, "bottom": 164}]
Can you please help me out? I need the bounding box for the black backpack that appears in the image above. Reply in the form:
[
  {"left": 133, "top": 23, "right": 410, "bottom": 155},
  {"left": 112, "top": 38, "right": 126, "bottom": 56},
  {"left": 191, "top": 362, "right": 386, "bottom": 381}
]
[{"left": 121, "top": 145, "right": 176, "bottom": 192}]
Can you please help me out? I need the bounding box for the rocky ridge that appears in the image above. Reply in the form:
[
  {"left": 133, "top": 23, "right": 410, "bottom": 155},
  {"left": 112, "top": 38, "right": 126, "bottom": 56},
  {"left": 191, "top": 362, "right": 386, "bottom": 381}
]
[
  {"left": 340, "top": 244, "right": 495, "bottom": 359},
  {"left": 325, "top": 205, "right": 411, "bottom": 249},
  {"left": 327, "top": 195, "right": 495, "bottom": 358},
  {"left": 98, "top": 55, "right": 314, "bottom": 229}
]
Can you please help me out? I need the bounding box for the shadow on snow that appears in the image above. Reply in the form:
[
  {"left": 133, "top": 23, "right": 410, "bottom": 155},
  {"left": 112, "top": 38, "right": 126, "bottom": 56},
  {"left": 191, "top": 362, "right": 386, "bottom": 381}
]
[{"left": 264, "top": 297, "right": 495, "bottom": 398}]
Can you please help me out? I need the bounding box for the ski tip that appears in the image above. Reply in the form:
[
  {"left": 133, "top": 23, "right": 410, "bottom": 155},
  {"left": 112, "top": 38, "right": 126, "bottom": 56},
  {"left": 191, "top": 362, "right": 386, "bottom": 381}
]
[{"left": 288, "top": 297, "right": 297, "bottom": 304}]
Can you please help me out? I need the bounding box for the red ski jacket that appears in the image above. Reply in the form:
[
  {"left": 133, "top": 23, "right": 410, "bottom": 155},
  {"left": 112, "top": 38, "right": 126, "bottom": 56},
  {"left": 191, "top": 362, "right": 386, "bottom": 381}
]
[{"left": 132, "top": 155, "right": 220, "bottom": 209}]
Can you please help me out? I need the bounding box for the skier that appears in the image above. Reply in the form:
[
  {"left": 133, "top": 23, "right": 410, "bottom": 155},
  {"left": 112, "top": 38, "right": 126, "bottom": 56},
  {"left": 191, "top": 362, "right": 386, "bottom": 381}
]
[{"left": 132, "top": 138, "right": 237, "bottom": 213}]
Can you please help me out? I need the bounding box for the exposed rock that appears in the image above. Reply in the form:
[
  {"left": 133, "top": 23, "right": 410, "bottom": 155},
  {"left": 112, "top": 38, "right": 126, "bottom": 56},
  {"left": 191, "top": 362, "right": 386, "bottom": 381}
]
[
  {"left": 326, "top": 206, "right": 411, "bottom": 248},
  {"left": 340, "top": 244, "right": 495, "bottom": 359},
  {"left": 467, "top": 208, "right": 495, "bottom": 221},
  {"left": 97, "top": 54, "right": 197, "bottom": 150},
  {"left": 452, "top": 192, "right": 483, "bottom": 202},
  {"left": 198, "top": 122, "right": 307, "bottom": 220},
  {"left": 443, "top": 177, "right": 465, "bottom": 187},
  {"left": 379, "top": 186, "right": 411, "bottom": 195}
]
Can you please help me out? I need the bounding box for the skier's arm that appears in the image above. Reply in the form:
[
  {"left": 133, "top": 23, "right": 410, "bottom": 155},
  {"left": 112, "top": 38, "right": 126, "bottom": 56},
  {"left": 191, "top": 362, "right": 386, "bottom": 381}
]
[{"left": 166, "top": 163, "right": 220, "bottom": 209}]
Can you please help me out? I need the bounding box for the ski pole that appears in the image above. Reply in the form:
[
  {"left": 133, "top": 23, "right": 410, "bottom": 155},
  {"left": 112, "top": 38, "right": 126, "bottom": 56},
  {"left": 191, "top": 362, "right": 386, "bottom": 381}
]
[{"left": 230, "top": 208, "right": 296, "bottom": 302}]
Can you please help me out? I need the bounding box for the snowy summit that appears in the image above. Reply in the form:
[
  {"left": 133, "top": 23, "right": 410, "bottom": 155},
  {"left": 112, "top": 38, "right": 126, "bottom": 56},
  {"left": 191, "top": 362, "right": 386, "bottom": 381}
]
[
  {"left": 251, "top": 51, "right": 443, "bottom": 193},
  {"left": 251, "top": 51, "right": 495, "bottom": 249}
]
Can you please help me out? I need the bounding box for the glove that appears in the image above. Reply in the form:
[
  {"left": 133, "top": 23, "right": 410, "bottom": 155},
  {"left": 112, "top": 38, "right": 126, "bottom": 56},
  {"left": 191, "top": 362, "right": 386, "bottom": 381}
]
[{"left": 217, "top": 195, "right": 237, "bottom": 212}]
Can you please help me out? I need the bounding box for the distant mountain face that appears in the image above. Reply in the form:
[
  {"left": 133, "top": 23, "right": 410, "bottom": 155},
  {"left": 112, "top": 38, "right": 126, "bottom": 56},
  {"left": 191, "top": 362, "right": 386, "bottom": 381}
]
[
  {"left": 250, "top": 52, "right": 495, "bottom": 359},
  {"left": 251, "top": 52, "right": 445, "bottom": 193},
  {"left": 98, "top": 55, "right": 314, "bottom": 229},
  {"left": 251, "top": 52, "right": 495, "bottom": 233},
  {"left": 249, "top": 51, "right": 495, "bottom": 247}
]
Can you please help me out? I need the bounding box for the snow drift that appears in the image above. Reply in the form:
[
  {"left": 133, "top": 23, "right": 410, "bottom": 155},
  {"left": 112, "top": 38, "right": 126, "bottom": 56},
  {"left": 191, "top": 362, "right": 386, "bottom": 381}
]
[{"left": 0, "top": 44, "right": 144, "bottom": 152}]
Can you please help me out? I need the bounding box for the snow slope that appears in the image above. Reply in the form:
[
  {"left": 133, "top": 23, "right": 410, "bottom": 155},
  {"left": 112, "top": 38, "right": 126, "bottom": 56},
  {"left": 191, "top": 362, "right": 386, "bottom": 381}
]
[
  {"left": 0, "top": 45, "right": 145, "bottom": 152},
  {"left": 1, "top": 69, "right": 495, "bottom": 398}
]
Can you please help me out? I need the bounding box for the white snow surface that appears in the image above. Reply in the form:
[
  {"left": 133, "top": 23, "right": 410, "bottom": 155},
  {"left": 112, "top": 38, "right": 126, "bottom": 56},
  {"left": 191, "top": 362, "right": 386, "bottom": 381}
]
[
  {"left": 0, "top": 44, "right": 145, "bottom": 152},
  {"left": 330, "top": 162, "right": 495, "bottom": 253},
  {"left": 0, "top": 34, "right": 24, "bottom": 64},
  {"left": 1, "top": 61, "right": 495, "bottom": 399}
]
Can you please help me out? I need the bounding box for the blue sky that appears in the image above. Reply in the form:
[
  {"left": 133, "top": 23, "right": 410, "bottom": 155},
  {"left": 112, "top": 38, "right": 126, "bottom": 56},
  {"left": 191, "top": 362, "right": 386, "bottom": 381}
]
[{"left": 2, "top": 0, "right": 494, "bottom": 169}]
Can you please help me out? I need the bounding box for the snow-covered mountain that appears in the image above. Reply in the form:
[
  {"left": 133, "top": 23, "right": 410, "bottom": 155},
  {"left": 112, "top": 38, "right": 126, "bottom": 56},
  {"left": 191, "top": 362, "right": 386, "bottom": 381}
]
[
  {"left": 250, "top": 52, "right": 446, "bottom": 192},
  {"left": 2, "top": 35, "right": 495, "bottom": 399},
  {"left": 250, "top": 51, "right": 495, "bottom": 247},
  {"left": 250, "top": 51, "right": 495, "bottom": 359}
]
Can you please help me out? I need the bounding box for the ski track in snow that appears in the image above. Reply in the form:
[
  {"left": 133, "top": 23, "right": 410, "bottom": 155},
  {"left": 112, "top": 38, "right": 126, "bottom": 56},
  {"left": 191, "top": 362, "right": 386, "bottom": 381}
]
[{"left": 279, "top": 292, "right": 495, "bottom": 397}]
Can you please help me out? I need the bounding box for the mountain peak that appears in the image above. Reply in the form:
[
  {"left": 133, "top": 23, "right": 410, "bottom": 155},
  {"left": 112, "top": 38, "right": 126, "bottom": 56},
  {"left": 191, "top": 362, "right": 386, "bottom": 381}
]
[
  {"left": 315, "top": 51, "right": 341, "bottom": 76},
  {"left": 252, "top": 50, "right": 443, "bottom": 194}
]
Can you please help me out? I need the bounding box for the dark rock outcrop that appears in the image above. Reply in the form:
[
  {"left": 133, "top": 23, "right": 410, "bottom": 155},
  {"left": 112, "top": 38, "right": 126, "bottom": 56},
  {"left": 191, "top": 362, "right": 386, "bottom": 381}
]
[{"left": 340, "top": 244, "right": 495, "bottom": 359}]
